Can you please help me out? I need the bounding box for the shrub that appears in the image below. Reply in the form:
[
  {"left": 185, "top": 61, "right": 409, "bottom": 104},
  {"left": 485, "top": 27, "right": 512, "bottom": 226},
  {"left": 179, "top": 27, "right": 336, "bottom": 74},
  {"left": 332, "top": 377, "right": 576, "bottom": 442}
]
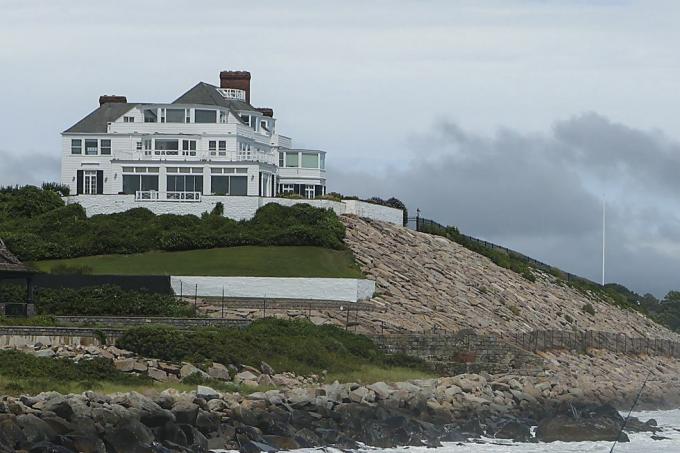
[
  {"left": 118, "top": 318, "right": 432, "bottom": 376},
  {"left": 582, "top": 303, "right": 596, "bottom": 316},
  {"left": 0, "top": 187, "right": 347, "bottom": 261},
  {"left": 41, "top": 182, "right": 70, "bottom": 197}
]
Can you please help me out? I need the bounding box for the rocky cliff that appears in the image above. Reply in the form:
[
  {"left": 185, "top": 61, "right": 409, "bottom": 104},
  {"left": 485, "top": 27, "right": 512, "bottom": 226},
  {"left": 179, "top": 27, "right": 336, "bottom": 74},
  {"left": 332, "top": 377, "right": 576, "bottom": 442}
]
[{"left": 341, "top": 216, "right": 679, "bottom": 340}]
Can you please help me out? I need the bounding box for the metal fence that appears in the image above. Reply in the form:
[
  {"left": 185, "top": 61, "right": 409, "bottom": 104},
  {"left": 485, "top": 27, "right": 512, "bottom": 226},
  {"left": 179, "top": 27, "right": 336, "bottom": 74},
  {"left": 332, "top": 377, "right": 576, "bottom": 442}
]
[{"left": 503, "top": 329, "right": 680, "bottom": 358}]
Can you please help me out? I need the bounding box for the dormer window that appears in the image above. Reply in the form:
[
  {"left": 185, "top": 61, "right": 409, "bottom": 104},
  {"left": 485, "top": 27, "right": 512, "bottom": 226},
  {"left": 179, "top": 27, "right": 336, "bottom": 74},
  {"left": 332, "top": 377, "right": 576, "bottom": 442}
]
[{"left": 123, "top": 116, "right": 135, "bottom": 123}]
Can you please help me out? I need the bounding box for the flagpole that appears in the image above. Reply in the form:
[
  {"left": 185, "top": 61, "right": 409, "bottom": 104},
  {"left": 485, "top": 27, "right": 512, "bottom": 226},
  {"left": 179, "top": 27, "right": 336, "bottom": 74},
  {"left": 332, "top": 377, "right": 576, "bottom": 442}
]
[{"left": 602, "top": 199, "right": 606, "bottom": 286}]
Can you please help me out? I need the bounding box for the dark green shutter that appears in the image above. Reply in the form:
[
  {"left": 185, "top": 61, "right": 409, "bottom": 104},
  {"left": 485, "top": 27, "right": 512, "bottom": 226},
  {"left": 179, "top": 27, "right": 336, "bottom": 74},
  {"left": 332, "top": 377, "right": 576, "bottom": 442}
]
[{"left": 76, "top": 170, "right": 84, "bottom": 195}]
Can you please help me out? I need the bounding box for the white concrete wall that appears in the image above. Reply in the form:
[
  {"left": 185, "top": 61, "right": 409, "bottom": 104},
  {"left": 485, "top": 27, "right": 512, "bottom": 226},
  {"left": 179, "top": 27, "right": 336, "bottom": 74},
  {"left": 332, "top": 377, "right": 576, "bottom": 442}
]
[
  {"left": 171, "top": 276, "right": 375, "bottom": 302},
  {"left": 66, "top": 195, "right": 404, "bottom": 225},
  {"left": 343, "top": 200, "right": 404, "bottom": 225}
]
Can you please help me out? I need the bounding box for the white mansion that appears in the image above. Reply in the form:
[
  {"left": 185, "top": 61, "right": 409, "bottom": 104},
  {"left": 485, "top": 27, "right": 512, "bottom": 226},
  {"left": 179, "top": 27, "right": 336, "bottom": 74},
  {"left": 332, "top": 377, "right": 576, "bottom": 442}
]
[{"left": 61, "top": 71, "right": 326, "bottom": 200}]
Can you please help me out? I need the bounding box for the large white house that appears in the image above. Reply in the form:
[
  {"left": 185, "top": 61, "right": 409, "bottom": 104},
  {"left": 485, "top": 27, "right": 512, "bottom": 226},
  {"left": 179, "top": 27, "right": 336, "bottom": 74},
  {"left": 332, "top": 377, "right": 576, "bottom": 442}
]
[{"left": 61, "top": 71, "right": 326, "bottom": 200}]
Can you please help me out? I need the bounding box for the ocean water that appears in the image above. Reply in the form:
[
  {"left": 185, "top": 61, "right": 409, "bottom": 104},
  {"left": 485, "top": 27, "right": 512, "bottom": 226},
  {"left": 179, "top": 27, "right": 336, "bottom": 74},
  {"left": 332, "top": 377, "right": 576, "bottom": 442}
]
[{"left": 357, "top": 410, "right": 680, "bottom": 453}]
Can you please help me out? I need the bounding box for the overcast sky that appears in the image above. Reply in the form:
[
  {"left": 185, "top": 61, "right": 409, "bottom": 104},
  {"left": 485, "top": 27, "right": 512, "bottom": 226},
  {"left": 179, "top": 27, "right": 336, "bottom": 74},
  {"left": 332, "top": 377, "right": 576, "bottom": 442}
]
[{"left": 2, "top": 0, "right": 679, "bottom": 296}]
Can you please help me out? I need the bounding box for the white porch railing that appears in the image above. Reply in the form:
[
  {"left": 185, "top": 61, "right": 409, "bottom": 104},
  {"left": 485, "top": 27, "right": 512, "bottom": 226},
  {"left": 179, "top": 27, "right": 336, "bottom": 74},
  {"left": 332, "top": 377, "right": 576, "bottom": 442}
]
[{"left": 135, "top": 191, "right": 202, "bottom": 202}]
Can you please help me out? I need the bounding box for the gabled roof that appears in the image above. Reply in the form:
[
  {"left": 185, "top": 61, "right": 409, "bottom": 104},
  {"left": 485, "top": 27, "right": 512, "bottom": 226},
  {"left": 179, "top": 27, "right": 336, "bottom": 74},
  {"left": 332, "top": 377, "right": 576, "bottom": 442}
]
[
  {"left": 0, "top": 239, "right": 32, "bottom": 274},
  {"left": 63, "top": 102, "right": 137, "bottom": 133},
  {"left": 173, "top": 82, "right": 256, "bottom": 114}
]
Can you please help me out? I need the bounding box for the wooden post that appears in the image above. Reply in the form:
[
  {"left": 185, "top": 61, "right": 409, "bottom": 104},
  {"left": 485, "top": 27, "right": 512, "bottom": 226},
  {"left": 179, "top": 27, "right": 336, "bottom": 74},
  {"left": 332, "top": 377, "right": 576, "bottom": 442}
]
[{"left": 221, "top": 286, "right": 225, "bottom": 319}]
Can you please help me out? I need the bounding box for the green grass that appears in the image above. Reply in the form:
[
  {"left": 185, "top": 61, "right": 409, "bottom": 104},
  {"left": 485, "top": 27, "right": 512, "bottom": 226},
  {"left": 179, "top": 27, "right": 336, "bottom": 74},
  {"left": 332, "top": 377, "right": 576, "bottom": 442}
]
[
  {"left": 32, "top": 246, "right": 364, "bottom": 278},
  {"left": 325, "top": 364, "right": 435, "bottom": 384}
]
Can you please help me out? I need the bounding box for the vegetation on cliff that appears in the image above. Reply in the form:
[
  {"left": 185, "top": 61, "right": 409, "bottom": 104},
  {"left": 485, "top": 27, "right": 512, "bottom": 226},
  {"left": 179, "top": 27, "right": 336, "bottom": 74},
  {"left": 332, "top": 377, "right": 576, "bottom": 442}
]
[
  {"left": 118, "top": 318, "right": 432, "bottom": 380},
  {"left": 0, "top": 185, "right": 347, "bottom": 261},
  {"left": 0, "top": 283, "right": 194, "bottom": 317}
]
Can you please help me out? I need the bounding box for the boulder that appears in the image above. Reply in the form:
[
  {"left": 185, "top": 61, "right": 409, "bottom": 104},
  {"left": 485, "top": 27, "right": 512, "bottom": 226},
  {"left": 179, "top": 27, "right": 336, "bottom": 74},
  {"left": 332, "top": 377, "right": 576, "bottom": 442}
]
[
  {"left": 493, "top": 420, "right": 533, "bottom": 442},
  {"left": 180, "top": 363, "right": 209, "bottom": 380},
  {"left": 197, "top": 385, "right": 220, "bottom": 400},
  {"left": 148, "top": 367, "right": 168, "bottom": 382},
  {"left": 536, "top": 404, "right": 629, "bottom": 443},
  {"left": 16, "top": 414, "right": 57, "bottom": 444},
  {"left": 104, "top": 419, "right": 155, "bottom": 452},
  {"left": 113, "top": 358, "right": 135, "bottom": 372},
  {"left": 42, "top": 396, "right": 74, "bottom": 421},
  {"left": 171, "top": 401, "right": 199, "bottom": 425},
  {"left": 260, "top": 361, "right": 275, "bottom": 376},
  {"left": 235, "top": 371, "right": 259, "bottom": 384},
  {"left": 207, "top": 363, "right": 230, "bottom": 381}
]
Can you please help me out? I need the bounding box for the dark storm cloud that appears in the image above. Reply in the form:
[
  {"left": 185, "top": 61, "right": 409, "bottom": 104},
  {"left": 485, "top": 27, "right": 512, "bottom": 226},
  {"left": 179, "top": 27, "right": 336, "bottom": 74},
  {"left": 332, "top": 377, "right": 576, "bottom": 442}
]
[{"left": 329, "top": 113, "right": 680, "bottom": 296}]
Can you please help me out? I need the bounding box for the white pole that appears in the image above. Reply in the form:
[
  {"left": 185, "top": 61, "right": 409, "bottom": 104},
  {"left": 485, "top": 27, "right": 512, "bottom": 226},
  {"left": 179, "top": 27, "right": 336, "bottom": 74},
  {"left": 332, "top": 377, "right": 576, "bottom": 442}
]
[{"left": 602, "top": 199, "right": 606, "bottom": 286}]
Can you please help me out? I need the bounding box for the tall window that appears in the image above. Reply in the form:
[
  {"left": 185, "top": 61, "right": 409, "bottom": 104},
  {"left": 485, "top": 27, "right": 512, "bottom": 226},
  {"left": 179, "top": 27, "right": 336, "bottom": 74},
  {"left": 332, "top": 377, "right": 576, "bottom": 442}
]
[
  {"left": 101, "top": 139, "right": 111, "bottom": 155},
  {"left": 218, "top": 140, "right": 226, "bottom": 151},
  {"left": 209, "top": 141, "right": 217, "bottom": 151},
  {"left": 84, "top": 170, "right": 97, "bottom": 194},
  {"left": 301, "top": 153, "right": 318, "bottom": 168},
  {"left": 285, "top": 152, "right": 299, "bottom": 168},
  {"left": 211, "top": 175, "right": 247, "bottom": 196},
  {"left": 182, "top": 140, "right": 197, "bottom": 156},
  {"left": 71, "top": 139, "right": 82, "bottom": 154},
  {"left": 84, "top": 139, "right": 98, "bottom": 155},
  {"left": 278, "top": 153, "right": 284, "bottom": 167},
  {"left": 122, "top": 174, "right": 159, "bottom": 194},
  {"left": 320, "top": 154, "right": 326, "bottom": 169},
  {"left": 167, "top": 175, "right": 203, "bottom": 194}
]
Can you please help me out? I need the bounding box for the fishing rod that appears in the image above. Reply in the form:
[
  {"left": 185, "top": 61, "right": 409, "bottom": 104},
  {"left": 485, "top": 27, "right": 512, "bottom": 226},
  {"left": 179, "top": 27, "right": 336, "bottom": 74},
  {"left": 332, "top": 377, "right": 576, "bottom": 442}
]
[{"left": 609, "top": 368, "right": 653, "bottom": 453}]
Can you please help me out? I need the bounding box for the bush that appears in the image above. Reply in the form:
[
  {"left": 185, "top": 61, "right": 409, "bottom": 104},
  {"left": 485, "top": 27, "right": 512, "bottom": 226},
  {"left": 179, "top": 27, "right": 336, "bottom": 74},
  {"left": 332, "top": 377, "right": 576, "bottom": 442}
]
[
  {"left": 0, "top": 283, "right": 194, "bottom": 317},
  {"left": 582, "top": 303, "right": 596, "bottom": 316},
  {"left": 0, "top": 187, "right": 347, "bottom": 261},
  {"left": 41, "top": 182, "right": 70, "bottom": 197},
  {"left": 118, "top": 318, "right": 432, "bottom": 376}
]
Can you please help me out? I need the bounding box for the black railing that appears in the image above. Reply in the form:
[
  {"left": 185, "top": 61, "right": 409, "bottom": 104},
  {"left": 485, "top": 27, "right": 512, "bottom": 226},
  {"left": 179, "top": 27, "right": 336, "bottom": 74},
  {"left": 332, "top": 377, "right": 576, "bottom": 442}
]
[{"left": 408, "top": 216, "right": 600, "bottom": 287}]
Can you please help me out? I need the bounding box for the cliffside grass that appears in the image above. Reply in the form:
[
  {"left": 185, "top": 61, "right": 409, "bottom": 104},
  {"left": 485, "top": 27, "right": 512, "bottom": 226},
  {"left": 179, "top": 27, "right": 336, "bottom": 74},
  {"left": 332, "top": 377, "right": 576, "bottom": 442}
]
[
  {"left": 33, "top": 246, "right": 363, "bottom": 278},
  {"left": 118, "top": 318, "right": 434, "bottom": 380}
]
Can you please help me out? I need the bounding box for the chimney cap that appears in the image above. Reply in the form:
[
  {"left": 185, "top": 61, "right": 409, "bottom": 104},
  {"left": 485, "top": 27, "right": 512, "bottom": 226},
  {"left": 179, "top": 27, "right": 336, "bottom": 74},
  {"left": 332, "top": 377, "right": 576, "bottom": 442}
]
[
  {"left": 219, "top": 70, "right": 251, "bottom": 80},
  {"left": 99, "top": 95, "right": 127, "bottom": 106}
]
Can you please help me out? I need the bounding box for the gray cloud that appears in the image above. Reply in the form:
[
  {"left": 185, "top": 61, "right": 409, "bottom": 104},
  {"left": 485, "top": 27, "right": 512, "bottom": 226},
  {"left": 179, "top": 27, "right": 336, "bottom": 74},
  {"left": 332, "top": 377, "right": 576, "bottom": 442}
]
[
  {"left": 0, "top": 149, "right": 60, "bottom": 187},
  {"left": 329, "top": 113, "right": 680, "bottom": 297}
]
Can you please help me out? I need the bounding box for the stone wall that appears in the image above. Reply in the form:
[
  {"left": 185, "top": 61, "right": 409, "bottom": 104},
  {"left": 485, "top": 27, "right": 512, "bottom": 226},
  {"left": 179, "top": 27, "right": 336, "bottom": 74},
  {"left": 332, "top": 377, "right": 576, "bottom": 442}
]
[
  {"left": 340, "top": 216, "right": 680, "bottom": 340},
  {"left": 65, "top": 195, "right": 404, "bottom": 225},
  {"left": 170, "top": 276, "right": 375, "bottom": 302}
]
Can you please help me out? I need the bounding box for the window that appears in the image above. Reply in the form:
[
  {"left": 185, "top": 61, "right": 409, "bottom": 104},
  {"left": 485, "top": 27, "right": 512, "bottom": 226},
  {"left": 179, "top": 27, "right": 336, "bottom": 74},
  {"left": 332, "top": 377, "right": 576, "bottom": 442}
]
[
  {"left": 278, "top": 153, "right": 284, "bottom": 167},
  {"left": 301, "top": 153, "right": 318, "bottom": 168},
  {"left": 186, "top": 111, "right": 191, "bottom": 123},
  {"left": 122, "top": 174, "right": 158, "bottom": 194},
  {"left": 154, "top": 139, "right": 179, "bottom": 151},
  {"left": 320, "top": 154, "right": 326, "bottom": 169},
  {"left": 211, "top": 174, "right": 247, "bottom": 195},
  {"left": 143, "top": 109, "right": 157, "bottom": 123},
  {"left": 282, "top": 184, "right": 294, "bottom": 194},
  {"left": 71, "top": 139, "right": 82, "bottom": 154},
  {"left": 136, "top": 141, "right": 142, "bottom": 150},
  {"left": 143, "top": 139, "right": 152, "bottom": 150},
  {"left": 209, "top": 141, "right": 217, "bottom": 151},
  {"left": 101, "top": 139, "right": 111, "bottom": 155},
  {"left": 182, "top": 140, "right": 196, "bottom": 151},
  {"left": 123, "top": 116, "right": 135, "bottom": 123},
  {"left": 195, "top": 109, "right": 217, "bottom": 123},
  {"left": 166, "top": 109, "right": 185, "bottom": 123},
  {"left": 285, "top": 152, "right": 299, "bottom": 168},
  {"left": 160, "top": 109, "right": 166, "bottom": 123},
  {"left": 167, "top": 175, "right": 203, "bottom": 193},
  {"left": 240, "top": 115, "right": 250, "bottom": 125},
  {"left": 219, "top": 111, "right": 227, "bottom": 123},
  {"left": 218, "top": 140, "right": 226, "bottom": 151},
  {"left": 260, "top": 120, "right": 268, "bottom": 131},
  {"left": 85, "top": 139, "right": 98, "bottom": 155}
]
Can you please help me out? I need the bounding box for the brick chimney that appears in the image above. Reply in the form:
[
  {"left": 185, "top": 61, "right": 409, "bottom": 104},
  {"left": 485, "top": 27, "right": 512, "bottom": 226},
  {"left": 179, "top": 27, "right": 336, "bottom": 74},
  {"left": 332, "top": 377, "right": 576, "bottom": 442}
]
[
  {"left": 220, "top": 71, "right": 251, "bottom": 103},
  {"left": 256, "top": 107, "right": 274, "bottom": 117},
  {"left": 99, "top": 95, "right": 127, "bottom": 106}
]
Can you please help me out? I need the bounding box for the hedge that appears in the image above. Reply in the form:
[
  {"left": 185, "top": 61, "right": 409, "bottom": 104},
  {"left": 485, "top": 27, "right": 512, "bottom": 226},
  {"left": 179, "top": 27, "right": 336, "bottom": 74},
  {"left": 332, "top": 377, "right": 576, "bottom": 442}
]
[{"left": 0, "top": 186, "right": 347, "bottom": 261}]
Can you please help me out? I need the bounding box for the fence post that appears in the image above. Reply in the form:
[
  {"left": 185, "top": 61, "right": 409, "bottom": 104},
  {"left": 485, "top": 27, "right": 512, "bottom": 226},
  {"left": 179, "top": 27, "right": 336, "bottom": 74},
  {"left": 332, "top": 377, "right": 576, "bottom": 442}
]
[
  {"left": 193, "top": 284, "right": 198, "bottom": 316},
  {"left": 221, "top": 286, "right": 225, "bottom": 319}
]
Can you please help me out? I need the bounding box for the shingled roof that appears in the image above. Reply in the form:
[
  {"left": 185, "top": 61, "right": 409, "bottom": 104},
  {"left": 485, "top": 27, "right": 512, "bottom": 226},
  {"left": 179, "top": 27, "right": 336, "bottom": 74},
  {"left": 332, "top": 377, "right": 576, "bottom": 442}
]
[
  {"left": 63, "top": 102, "right": 138, "bottom": 133},
  {"left": 0, "top": 239, "right": 32, "bottom": 274}
]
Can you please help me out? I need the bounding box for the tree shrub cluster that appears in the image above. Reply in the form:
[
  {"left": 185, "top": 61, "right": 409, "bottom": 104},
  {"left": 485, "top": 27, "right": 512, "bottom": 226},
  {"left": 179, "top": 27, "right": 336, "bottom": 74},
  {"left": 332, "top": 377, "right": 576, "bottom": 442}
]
[
  {"left": 118, "top": 318, "right": 430, "bottom": 376},
  {"left": 0, "top": 186, "right": 346, "bottom": 261},
  {"left": 0, "top": 283, "right": 194, "bottom": 317}
]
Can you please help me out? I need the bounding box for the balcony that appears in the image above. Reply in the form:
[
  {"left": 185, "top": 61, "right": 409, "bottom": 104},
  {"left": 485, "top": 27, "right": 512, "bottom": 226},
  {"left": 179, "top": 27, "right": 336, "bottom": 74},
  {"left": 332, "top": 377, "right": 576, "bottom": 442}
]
[{"left": 135, "top": 191, "right": 201, "bottom": 202}]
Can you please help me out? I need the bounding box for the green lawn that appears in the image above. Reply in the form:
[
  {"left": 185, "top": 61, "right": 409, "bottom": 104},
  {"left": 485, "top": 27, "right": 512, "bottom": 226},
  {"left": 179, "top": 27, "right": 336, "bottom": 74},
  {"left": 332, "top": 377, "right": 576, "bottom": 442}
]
[{"left": 32, "top": 246, "right": 364, "bottom": 278}]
